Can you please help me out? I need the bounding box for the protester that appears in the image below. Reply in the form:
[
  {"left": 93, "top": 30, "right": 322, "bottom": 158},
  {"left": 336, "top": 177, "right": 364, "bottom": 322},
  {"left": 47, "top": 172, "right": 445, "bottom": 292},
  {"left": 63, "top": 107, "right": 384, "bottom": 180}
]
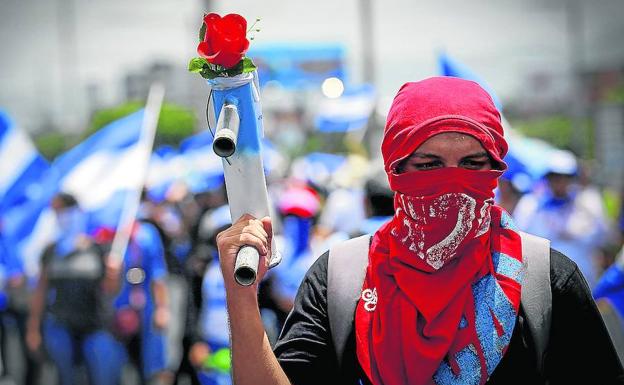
[
  {"left": 188, "top": 204, "right": 232, "bottom": 385},
  {"left": 26, "top": 194, "right": 126, "bottom": 385},
  {"left": 271, "top": 183, "right": 322, "bottom": 307},
  {"left": 356, "top": 167, "right": 395, "bottom": 236},
  {"left": 514, "top": 149, "right": 610, "bottom": 288},
  {"left": 0, "top": 232, "right": 27, "bottom": 385},
  {"left": 112, "top": 216, "right": 171, "bottom": 385},
  {"left": 138, "top": 192, "right": 193, "bottom": 381},
  {"left": 594, "top": 245, "right": 624, "bottom": 364},
  {"left": 216, "top": 77, "right": 624, "bottom": 385}
]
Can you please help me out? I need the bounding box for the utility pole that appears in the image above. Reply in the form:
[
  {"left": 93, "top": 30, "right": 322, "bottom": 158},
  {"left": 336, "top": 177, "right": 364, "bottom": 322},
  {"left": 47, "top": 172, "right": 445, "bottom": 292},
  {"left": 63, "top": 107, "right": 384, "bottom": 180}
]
[
  {"left": 565, "top": 0, "right": 587, "bottom": 157},
  {"left": 359, "top": 0, "right": 375, "bottom": 85},
  {"left": 57, "top": 0, "right": 79, "bottom": 132}
]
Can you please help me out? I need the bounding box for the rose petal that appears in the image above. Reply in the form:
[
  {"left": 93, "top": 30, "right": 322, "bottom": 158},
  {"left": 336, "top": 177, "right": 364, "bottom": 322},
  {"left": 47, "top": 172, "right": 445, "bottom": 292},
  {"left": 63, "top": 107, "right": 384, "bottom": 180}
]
[
  {"left": 203, "top": 13, "right": 222, "bottom": 42},
  {"left": 214, "top": 51, "right": 242, "bottom": 68},
  {"left": 197, "top": 41, "right": 220, "bottom": 60},
  {"left": 203, "top": 13, "right": 221, "bottom": 25},
  {"left": 200, "top": 13, "right": 248, "bottom": 68},
  {"left": 222, "top": 14, "right": 247, "bottom": 34}
]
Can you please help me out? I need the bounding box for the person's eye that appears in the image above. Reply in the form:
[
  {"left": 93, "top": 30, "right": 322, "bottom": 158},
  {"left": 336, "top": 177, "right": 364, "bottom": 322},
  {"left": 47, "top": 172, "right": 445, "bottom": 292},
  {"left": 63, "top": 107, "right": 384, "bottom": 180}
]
[
  {"left": 460, "top": 160, "right": 488, "bottom": 170},
  {"left": 411, "top": 161, "right": 442, "bottom": 170}
]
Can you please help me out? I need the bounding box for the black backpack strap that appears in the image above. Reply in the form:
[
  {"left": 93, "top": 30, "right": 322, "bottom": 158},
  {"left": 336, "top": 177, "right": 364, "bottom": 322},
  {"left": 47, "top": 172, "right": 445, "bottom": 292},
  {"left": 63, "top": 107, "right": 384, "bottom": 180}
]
[
  {"left": 327, "top": 235, "right": 371, "bottom": 368},
  {"left": 519, "top": 231, "right": 551, "bottom": 375}
]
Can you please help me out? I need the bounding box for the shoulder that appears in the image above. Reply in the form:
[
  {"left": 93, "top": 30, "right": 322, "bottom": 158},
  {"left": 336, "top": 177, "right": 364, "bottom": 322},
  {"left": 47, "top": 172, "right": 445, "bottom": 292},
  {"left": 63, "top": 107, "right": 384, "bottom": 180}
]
[
  {"left": 299, "top": 251, "right": 329, "bottom": 299},
  {"left": 137, "top": 221, "right": 159, "bottom": 238},
  {"left": 549, "top": 247, "right": 585, "bottom": 292}
]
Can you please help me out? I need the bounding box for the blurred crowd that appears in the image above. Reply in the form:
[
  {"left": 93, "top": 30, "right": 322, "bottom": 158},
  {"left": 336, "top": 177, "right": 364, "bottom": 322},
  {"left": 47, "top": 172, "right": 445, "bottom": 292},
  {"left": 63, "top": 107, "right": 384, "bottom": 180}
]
[{"left": 0, "top": 133, "right": 623, "bottom": 385}]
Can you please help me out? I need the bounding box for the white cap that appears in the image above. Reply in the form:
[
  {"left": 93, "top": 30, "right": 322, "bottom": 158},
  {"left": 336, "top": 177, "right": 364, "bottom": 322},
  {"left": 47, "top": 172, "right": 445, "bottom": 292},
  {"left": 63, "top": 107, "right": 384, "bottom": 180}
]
[{"left": 546, "top": 149, "right": 578, "bottom": 176}]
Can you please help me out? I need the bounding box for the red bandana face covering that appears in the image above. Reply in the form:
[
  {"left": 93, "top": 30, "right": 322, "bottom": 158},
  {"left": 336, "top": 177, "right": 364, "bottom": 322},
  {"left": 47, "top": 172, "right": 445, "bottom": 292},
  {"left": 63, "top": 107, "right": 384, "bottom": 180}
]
[
  {"left": 355, "top": 77, "right": 525, "bottom": 385},
  {"left": 390, "top": 167, "right": 500, "bottom": 272}
]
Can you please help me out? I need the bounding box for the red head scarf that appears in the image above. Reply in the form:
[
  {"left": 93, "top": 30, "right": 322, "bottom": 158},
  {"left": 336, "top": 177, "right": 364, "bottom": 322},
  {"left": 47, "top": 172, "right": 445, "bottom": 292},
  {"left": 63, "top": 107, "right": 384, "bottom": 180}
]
[{"left": 355, "top": 77, "right": 524, "bottom": 385}]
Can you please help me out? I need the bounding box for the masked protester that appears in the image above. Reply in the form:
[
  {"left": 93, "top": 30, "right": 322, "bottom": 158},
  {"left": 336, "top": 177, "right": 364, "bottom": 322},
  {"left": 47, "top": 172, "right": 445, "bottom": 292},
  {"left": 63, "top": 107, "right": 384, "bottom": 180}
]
[
  {"left": 26, "top": 194, "right": 126, "bottom": 385},
  {"left": 214, "top": 77, "right": 624, "bottom": 385}
]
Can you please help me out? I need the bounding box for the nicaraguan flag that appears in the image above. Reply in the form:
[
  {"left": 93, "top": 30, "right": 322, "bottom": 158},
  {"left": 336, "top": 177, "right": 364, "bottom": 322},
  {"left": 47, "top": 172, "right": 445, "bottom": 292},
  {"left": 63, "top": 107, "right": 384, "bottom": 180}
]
[
  {"left": 147, "top": 130, "right": 224, "bottom": 201},
  {"left": 0, "top": 110, "right": 49, "bottom": 214},
  {"left": 3, "top": 110, "right": 147, "bottom": 277},
  {"left": 438, "top": 51, "right": 503, "bottom": 112},
  {"left": 58, "top": 110, "right": 147, "bottom": 228},
  {"left": 315, "top": 84, "right": 376, "bottom": 133}
]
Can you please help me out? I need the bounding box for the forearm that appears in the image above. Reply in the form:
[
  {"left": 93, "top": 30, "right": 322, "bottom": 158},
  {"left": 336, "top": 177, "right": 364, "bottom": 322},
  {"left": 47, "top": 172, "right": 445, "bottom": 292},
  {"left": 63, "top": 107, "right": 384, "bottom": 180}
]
[
  {"left": 226, "top": 287, "right": 291, "bottom": 385},
  {"left": 28, "top": 274, "right": 47, "bottom": 329},
  {"left": 152, "top": 279, "right": 168, "bottom": 309}
]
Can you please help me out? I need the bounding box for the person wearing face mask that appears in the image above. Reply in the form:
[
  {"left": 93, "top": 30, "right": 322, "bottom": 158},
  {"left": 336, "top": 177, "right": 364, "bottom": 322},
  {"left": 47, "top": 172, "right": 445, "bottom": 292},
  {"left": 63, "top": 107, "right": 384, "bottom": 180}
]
[
  {"left": 513, "top": 150, "right": 610, "bottom": 289},
  {"left": 214, "top": 77, "right": 623, "bottom": 385},
  {"left": 26, "top": 193, "right": 126, "bottom": 385}
]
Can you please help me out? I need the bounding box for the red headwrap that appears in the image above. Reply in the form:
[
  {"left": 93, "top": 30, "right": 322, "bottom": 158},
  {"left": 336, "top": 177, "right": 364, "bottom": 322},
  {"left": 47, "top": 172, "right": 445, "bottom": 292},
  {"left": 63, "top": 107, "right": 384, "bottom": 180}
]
[{"left": 355, "top": 77, "right": 524, "bottom": 385}]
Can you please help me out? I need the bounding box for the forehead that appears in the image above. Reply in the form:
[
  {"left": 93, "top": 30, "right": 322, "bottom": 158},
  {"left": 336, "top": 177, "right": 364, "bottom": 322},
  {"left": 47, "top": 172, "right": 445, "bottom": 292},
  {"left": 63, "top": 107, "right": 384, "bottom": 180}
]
[{"left": 415, "top": 132, "right": 485, "bottom": 153}]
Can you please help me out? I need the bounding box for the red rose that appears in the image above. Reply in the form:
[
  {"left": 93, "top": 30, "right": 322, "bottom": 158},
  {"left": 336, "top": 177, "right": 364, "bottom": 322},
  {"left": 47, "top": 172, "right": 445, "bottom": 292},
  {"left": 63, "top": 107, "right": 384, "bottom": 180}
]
[{"left": 197, "top": 13, "right": 250, "bottom": 69}]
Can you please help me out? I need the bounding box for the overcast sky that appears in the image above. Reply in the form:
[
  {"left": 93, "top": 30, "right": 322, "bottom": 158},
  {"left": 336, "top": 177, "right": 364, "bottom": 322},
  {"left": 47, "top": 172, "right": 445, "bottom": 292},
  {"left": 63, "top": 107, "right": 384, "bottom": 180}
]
[{"left": 1, "top": 0, "right": 623, "bottom": 132}]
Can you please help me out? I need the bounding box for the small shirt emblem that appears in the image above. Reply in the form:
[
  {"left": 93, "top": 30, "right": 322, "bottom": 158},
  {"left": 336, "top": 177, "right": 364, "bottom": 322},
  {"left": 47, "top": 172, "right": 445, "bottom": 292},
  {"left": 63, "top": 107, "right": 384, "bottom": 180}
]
[{"left": 361, "top": 288, "right": 378, "bottom": 312}]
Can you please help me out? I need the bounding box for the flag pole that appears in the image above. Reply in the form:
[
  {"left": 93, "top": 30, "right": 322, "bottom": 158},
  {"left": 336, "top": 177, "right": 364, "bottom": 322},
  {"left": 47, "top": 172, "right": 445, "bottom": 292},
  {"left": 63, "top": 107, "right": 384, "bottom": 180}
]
[{"left": 108, "top": 83, "right": 165, "bottom": 265}]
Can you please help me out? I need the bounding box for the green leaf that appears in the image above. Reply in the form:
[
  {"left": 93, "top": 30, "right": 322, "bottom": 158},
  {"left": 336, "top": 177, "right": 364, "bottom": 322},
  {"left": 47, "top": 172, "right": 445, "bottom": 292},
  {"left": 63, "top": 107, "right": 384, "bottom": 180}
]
[
  {"left": 224, "top": 60, "right": 244, "bottom": 77},
  {"left": 199, "top": 65, "right": 221, "bottom": 80},
  {"left": 241, "top": 57, "right": 257, "bottom": 73},
  {"left": 199, "top": 20, "right": 206, "bottom": 42},
  {"left": 188, "top": 57, "right": 208, "bottom": 73}
]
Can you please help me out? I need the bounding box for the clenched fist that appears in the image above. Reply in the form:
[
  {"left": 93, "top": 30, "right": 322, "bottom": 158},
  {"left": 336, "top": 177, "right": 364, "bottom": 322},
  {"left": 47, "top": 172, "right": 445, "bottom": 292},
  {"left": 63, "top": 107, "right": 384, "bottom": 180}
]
[{"left": 216, "top": 214, "right": 273, "bottom": 291}]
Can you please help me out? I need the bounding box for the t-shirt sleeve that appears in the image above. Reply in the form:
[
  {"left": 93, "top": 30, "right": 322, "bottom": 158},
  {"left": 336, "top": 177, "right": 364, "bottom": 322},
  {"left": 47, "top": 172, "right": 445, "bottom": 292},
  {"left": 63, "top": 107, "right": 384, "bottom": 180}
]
[
  {"left": 546, "top": 249, "right": 624, "bottom": 385},
  {"left": 273, "top": 251, "right": 340, "bottom": 385},
  {"left": 141, "top": 223, "right": 167, "bottom": 282},
  {"left": 2, "top": 241, "right": 24, "bottom": 278}
]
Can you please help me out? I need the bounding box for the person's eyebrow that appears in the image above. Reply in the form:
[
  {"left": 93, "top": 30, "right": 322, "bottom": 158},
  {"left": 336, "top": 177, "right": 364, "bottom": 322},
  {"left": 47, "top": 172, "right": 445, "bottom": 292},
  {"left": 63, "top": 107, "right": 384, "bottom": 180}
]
[
  {"left": 461, "top": 152, "right": 489, "bottom": 159},
  {"left": 409, "top": 152, "right": 442, "bottom": 159}
]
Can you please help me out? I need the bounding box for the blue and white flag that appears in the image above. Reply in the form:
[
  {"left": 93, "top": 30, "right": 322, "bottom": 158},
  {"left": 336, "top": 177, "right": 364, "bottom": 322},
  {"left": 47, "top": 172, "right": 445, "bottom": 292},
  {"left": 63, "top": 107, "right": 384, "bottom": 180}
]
[
  {"left": 58, "top": 110, "right": 147, "bottom": 228},
  {"left": 146, "top": 129, "right": 285, "bottom": 201},
  {"left": 315, "top": 84, "right": 376, "bottom": 132},
  {"left": 147, "top": 131, "right": 224, "bottom": 200},
  {"left": 3, "top": 110, "right": 147, "bottom": 277},
  {"left": 0, "top": 110, "right": 49, "bottom": 214},
  {"left": 438, "top": 51, "right": 503, "bottom": 112}
]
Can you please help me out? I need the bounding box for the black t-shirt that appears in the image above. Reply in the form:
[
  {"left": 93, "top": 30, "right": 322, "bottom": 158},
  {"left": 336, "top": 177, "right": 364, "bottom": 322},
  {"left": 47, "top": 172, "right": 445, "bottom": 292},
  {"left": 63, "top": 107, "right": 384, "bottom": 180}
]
[
  {"left": 274, "top": 249, "right": 624, "bottom": 385},
  {"left": 42, "top": 244, "right": 106, "bottom": 333}
]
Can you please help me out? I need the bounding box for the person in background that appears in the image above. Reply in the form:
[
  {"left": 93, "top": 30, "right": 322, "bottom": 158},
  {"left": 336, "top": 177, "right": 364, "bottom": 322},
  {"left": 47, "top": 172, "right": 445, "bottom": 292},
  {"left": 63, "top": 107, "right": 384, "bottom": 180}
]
[
  {"left": 26, "top": 193, "right": 126, "bottom": 385},
  {"left": 269, "top": 183, "right": 322, "bottom": 312},
  {"left": 495, "top": 153, "right": 532, "bottom": 215},
  {"left": 112, "top": 215, "right": 171, "bottom": 385},
  {"left": 356, "top": 168, "right": 395, "bottom": 236},
  {"left": 188, "top": 204, "right": 232, "bottom": 385},
  {"left": 514, "top": 149, "right": 610, "bottom": 288},
  {"left": 594, "top": 245, "right": 624, "bottom": 365},
  {"left": 137, "top": 190, "right": 191, "bottom": 382},
  {"left": 0, "top": 232, "right": 26, "bottom": 385},
  {"left": 180, "top": 185, "right": 229, "bottom": 385}
]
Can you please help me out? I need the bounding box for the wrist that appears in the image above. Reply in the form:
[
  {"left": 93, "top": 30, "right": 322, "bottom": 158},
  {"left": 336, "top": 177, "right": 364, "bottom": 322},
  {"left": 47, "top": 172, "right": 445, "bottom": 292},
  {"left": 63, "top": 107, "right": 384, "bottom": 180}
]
[
  {"left": 27, "top": 317, "right": 40, "bottom": 330},
  {"left": 225, "top": 285, "right": 260, "bottom": 313}
]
